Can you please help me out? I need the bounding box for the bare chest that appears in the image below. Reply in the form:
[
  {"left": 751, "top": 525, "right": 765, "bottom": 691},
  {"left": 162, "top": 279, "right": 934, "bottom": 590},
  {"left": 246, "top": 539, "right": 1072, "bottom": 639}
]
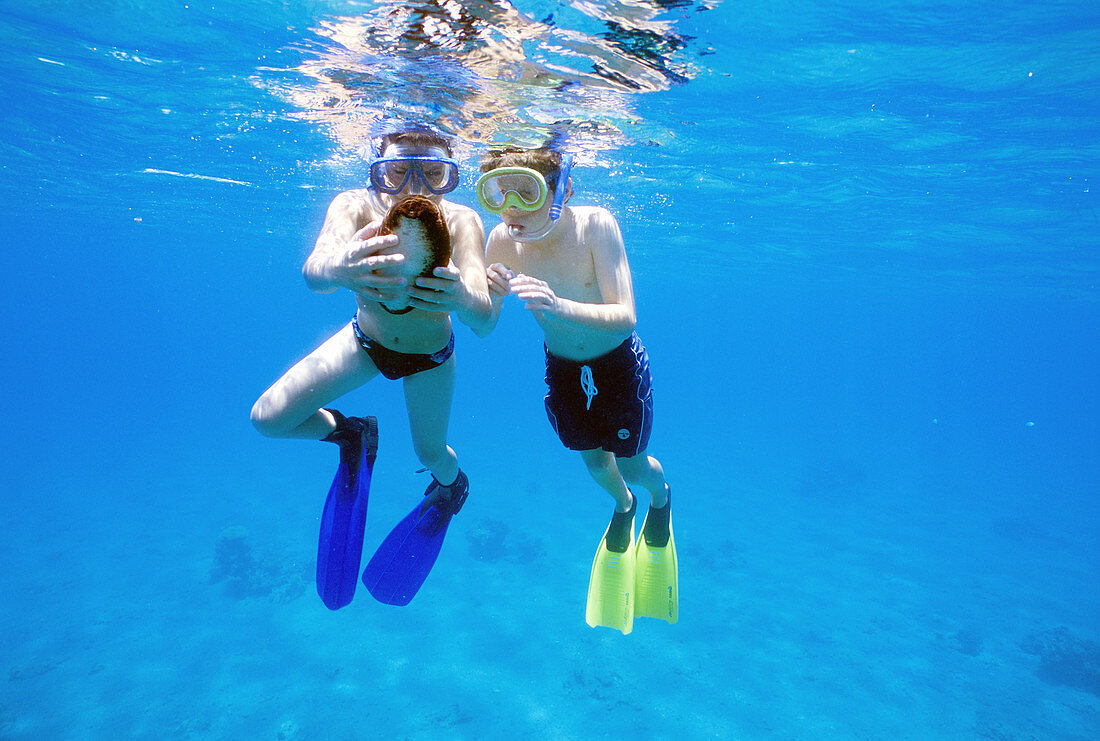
[{"left": 515, "top": 243, "right": 602, "bottom": 303}]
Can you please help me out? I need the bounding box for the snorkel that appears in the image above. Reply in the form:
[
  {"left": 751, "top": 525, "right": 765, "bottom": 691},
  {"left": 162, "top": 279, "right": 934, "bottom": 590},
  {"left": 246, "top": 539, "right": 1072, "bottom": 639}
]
[{"left": 508, "top": 154, "right": 574, "bottom": 243}]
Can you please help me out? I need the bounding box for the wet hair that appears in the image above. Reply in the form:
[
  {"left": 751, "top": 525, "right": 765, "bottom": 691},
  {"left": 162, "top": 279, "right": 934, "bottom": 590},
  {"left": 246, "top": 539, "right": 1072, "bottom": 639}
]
[
  {"left": 380, "top": 128, "right": 453, "bottom": 156},
  {"left": 378, "top": 195, "right": 451, "bottom": 280},
  {"left": 479, "top": 147, "right": 564, "bottom": 190}
]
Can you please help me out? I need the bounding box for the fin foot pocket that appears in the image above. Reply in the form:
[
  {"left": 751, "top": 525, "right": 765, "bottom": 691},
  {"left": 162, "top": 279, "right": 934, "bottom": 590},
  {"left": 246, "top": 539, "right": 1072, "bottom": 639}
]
[
  {"left": 641, "top": 489, "right": 671, "bottom": 548},
  {"left": 604, "top": 494, "right": 637, "bottom": 553},
  {"left": 422, "top": 469, "right": 469, "bottom": 519},
  {"left": 322, "top": 409, "right": 379, "bottom": 474}
]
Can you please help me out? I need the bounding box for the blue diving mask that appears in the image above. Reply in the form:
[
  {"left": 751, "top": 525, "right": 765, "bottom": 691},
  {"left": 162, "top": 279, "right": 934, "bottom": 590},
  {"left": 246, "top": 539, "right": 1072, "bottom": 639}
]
[{"left": 369, "top": 148, "right": 460, "bottom": 195}]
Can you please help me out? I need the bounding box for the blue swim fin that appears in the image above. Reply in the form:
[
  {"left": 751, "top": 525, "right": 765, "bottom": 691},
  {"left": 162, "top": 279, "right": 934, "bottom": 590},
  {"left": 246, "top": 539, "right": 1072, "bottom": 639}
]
[
  {"left": 362, "top": 470, "right": 468, "bottom": 606},
  {"left": 316, "top": 413, "right": 378, "bottom": 610}
]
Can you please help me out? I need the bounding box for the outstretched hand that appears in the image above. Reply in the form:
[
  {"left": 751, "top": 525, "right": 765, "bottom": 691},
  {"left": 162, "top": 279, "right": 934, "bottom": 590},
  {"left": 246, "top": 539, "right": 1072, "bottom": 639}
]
[
  {"left": 508, "top": 273, "right": 561, "bottom": 316},
  {"left": 333, "top": 221, "right": 407, "bottom": 302}
]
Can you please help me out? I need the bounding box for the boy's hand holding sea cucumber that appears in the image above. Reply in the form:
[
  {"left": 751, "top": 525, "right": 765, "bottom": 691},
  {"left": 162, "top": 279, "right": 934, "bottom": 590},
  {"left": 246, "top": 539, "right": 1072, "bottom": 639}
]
[{"left": 334, "top": 221, "right": 408, "bottom": 300}]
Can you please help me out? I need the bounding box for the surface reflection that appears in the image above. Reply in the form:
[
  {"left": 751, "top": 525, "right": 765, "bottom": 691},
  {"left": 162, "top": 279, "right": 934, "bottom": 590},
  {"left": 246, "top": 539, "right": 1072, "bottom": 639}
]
[{"left": 258, "top": 0, "right": 714, "bottom": 155}]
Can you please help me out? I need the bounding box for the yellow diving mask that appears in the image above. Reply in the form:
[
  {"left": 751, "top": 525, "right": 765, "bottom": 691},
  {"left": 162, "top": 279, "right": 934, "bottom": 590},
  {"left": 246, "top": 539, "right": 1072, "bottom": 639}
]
[{"left": 475, "top": 167, "right": 550, "bottom": 213}]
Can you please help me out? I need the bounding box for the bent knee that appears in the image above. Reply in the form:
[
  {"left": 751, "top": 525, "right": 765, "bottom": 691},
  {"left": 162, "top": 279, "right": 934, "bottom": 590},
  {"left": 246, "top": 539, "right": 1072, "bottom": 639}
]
[
  {"left": 582, "top": 452, "right": 617, "bottom": 478},
  {"left": 614, "top": 452, "right": 646, "bottom": 471},
  {"left": 250, "top": 396, "right": 290, "bottom": 438}
]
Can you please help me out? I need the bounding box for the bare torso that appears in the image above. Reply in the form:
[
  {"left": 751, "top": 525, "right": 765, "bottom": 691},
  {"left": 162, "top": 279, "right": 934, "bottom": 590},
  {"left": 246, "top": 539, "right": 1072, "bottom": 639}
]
[
  {"left": 330, "top": 188, "right": 482, "bottom": 353},
  {"left": 488, "top": 205, "right": 635, "bottom": 361}
]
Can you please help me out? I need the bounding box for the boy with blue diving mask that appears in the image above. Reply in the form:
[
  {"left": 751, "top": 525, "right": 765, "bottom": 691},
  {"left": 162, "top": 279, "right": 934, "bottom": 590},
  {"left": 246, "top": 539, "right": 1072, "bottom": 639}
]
[
  {"left": 369, "top": 147, "right": 461, "bottom": 198},
  {"left": 474, "top": 146, "right": 677, "bottom": 634},
  {"left": 252, "top": 129, "right": 491, "bottom": 609}
]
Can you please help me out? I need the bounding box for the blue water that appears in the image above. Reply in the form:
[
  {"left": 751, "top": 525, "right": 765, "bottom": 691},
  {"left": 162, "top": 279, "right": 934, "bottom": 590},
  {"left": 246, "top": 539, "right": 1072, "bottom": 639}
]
[{"left": 2, "top": 0, "right": 1098, "bottom": 738}]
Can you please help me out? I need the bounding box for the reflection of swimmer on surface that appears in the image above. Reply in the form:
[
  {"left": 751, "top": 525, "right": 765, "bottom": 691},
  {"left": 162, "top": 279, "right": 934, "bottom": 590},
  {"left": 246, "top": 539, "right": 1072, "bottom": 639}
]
[
  {"left": 251, "top": 128, "right": 490, "bottom": 609},
  {"left": 475, "top": 146, "right": 677, "bottom": 634},
  {"left": 283, "top": 0, "right": 703, "bottom": 149}
]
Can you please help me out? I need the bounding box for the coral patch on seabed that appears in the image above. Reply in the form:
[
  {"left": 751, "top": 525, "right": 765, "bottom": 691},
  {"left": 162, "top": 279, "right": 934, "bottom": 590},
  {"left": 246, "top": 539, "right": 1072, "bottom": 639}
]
[
  {"left": 209, "top": 526, "right": 308, "bottom": 603},
  {"left": 1020, "top": 626, "right": 1100, "bottom": 697},
  {"left": 946, "top": 629, "right": 984, "bottom": 657},
  {"left": 277, "top": 719, "right": 301, "bottom": 740},
  {"left": 466, "top": 518, "right": 545, "bottom": 565}
]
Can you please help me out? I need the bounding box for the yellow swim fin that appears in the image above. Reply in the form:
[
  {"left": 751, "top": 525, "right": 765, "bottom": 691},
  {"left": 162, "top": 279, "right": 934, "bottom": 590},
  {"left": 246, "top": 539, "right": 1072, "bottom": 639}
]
[
  {"left": 634, "top": 488, "right": 678, "bottom": 623},
  {"left": 585, "top": 495, "right": 637, "bottom": 635}
]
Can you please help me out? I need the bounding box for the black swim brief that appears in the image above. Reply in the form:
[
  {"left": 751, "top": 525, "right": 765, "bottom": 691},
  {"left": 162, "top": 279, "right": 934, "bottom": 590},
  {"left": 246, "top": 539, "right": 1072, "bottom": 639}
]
[
  {"left": 352, "top": 316, "right": 455, "bottom": 380},
  {"left": 544, "top": 333, "right": 653, "bottom": 458}
]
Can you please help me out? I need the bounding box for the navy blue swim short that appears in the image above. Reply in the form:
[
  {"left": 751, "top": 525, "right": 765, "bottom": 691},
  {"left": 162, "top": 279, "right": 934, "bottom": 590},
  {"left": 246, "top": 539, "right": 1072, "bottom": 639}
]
[
  {"left": 352, "top": 316, "right": 454, "bottom": 380},
  {"left": 544, "top": 333, "right": 653, "bottom": 458}
]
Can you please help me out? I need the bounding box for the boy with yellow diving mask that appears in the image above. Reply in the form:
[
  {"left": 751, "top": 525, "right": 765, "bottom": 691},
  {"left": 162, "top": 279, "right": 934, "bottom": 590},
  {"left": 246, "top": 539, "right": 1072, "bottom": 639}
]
[
  {"left": 473, "top": 146, "right": 677, "bottom": 635},
  {"left": 475, "top": 153, "right": 573, "bottom": 242}
]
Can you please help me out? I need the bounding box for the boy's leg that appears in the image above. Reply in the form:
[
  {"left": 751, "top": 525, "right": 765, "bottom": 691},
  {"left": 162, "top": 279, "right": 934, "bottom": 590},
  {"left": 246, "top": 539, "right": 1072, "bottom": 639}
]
[
  {"left": 402, "top": 354, "right": 460, "bottom": 485},
  {"left": 616, "top": 451, "right": 668, "bottom": 507},
  {"left": 579, "top": 448, "right": 633, "bottom": 511},
  {"left": 251, "top": 324, "right": 380, "bottom": 439}
]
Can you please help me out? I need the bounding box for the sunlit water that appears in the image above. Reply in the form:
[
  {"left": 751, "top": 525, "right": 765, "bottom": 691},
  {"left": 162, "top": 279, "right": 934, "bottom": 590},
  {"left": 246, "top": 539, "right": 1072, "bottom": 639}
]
[{"left": 2, "top": 1, "right": 1098, "bottom": 738}]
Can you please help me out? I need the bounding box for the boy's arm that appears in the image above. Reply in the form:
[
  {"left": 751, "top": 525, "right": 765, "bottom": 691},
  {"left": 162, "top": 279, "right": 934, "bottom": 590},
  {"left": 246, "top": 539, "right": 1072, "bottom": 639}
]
[
  {"left": 407, "top": 206, "right": 493, "bottom": 333},
  {"left": 476, "top": 228, "right": 515, "bottom": 337},
  {"left": 302, "top": 190, "right": 405, "bottom": 295},
  {"left": 511, "top": 209, "right": 636, "bottom": 336}
]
